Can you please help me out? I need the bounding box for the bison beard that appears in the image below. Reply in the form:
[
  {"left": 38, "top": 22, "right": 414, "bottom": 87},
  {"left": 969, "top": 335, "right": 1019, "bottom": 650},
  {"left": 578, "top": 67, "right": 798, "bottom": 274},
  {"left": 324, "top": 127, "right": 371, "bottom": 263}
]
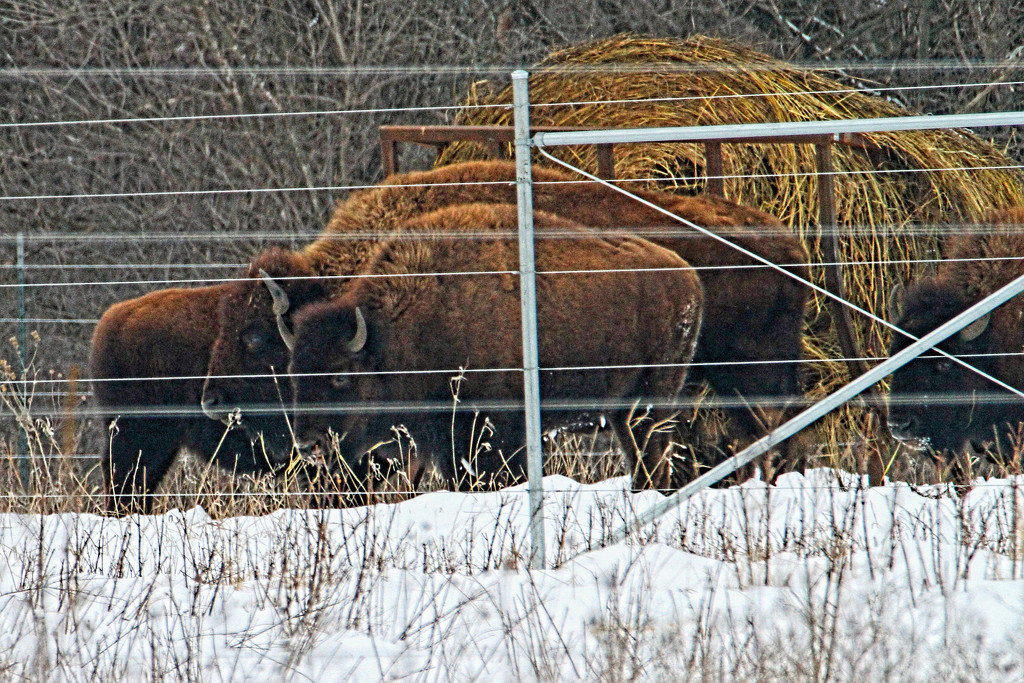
[
  {"left": 887, "top": 207, "right": 1024, "bottom": 468},
  {"left": 203, "top": 161, "right": 807, "bottom": 483},
  {"left": 287, "top": 203, "right": 704, "bottom": 493},
  {"left": 90, "top": 286, "right": 275, "bottom": 515}
]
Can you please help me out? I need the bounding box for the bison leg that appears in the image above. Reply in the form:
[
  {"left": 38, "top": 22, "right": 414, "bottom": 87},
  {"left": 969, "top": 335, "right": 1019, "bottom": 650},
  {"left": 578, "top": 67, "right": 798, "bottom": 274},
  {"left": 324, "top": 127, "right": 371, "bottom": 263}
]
[
  {"left": 103, "top": 416, "right": 180, "bottom": 515},
  {"left": 410, "top": 413, "right": 528, "bottom": 492},
  {"left": 693, "top": 349, "right": 804, "bottom": 479},
  {"left": 204, "top": 426, "right": 277, "bottom": 476}
]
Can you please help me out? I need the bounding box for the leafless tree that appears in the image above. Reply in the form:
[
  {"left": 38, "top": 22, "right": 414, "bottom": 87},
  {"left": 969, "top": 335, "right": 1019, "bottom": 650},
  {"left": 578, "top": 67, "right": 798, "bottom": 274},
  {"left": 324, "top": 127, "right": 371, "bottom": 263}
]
[{"left": 2, "top": 0, "right": 1021, "bottom": 458}]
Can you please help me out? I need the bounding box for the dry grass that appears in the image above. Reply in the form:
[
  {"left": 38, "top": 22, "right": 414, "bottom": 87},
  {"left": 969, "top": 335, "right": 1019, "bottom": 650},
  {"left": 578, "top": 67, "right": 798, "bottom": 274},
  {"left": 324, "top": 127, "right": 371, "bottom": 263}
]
[
  {"left": 438, "top": 34, "right": 1024, "bottom": 477},
  {"left": 5, "top": 328, "right": 1023, "bottom": 516}
]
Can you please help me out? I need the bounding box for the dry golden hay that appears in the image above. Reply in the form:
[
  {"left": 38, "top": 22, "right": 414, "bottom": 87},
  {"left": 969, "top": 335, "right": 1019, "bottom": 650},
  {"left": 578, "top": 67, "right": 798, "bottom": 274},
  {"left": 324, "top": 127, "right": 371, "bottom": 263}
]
[{"left": 438, "top": 34, "right": 1024, "bottom": 475}]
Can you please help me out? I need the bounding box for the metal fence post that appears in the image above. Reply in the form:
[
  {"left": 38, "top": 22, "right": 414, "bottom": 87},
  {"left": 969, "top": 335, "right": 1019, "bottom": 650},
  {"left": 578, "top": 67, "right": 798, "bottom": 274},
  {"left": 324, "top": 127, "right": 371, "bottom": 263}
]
[
  {"left": 512, "top": 70, "right": 546, "bottom": 570},
  {"left": 16, "top": 233, "right": 30, "bottom": 489}
]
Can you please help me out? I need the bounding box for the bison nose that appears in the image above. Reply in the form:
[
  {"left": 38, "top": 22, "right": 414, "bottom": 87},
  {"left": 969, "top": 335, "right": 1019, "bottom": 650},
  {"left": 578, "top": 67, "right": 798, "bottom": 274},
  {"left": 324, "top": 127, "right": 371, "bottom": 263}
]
[
  {"left": 201, "top": 386, "right": 230, "bottom": 423},
  {"left": 295, "top": 438, "right": 318, "bottom": 456},
  {"left": 887, "top": 414, "right": 918, "bottom": 440}
]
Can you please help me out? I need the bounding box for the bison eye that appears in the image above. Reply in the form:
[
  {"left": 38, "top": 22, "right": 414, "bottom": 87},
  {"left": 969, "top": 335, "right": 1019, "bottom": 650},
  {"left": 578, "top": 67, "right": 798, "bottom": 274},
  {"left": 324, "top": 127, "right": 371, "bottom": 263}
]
[
  {"left": 330, "top": 373, "right": 351, "bottom": 390},
  {"left": 241, "top": 326, "right": 270, "bottom": 352}
]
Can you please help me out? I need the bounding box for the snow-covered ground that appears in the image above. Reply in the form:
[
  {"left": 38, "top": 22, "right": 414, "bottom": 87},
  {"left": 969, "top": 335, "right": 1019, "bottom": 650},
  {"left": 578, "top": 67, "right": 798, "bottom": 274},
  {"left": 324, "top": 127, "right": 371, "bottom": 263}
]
[{"left": 0, "top": 469, "right": 1022, "bottom": 681}]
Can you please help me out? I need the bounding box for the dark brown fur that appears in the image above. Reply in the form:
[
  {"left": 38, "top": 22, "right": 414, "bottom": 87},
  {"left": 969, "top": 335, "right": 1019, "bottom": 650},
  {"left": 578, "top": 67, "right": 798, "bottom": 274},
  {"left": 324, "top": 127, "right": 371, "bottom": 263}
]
[
  {"left": 888, "top": 207, "right": 1024, "bottom": 460},
  {"left": 289, "top": 204, "right": 704, "bottom": 492},
  {"left": 204, "top": 161, "right": 808, "bottom": 476},
  {"left": 90, "top": 285, "right": 267, "bottom": 514},
  {"left": 200, "top": 251, "right": 330, "bottom": 460}
]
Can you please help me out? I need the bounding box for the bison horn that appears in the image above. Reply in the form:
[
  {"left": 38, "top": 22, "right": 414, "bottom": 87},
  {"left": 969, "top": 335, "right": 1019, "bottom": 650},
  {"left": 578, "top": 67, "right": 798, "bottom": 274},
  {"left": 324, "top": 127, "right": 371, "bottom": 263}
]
[
  {"left": 888, "top": 282, "right": 905, "bottom": 321},
  {"left": 959, "top": 312, "right": 990, "bottom": 342},
  {"left": 347, "top": 307, "right": 368, "bottom": 354},
  {"left": 259, "top": 269, "right": 291, "bottom": 316},
  {"left": 259, "top": 269, "right": 296, "bottom": 351},
  {"left": 275, "top": 314, "right": 297, "bottom": 352}
]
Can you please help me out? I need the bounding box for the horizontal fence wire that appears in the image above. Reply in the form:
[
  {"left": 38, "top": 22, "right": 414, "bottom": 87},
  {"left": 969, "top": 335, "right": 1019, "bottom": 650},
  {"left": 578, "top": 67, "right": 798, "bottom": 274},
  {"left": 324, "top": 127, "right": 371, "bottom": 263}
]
[
  {"left": 5, "top": 80, "right": 1024, "bottom": 512},
  {"left": 0, "top": 447, "right": 971, "bottom": 462},
  {"left": 0, "top": 479, "right": 1022, "bottom": 504},
  {"left": 0, "top": 255, "right": 981, "bottom": 272},
  {"left": 3, "top": 390, "right": 1022, "bottom": 421},
  {"left": 4, "top": 162, "right": 1024, "bottom": 203},
  {"left": 4, "top": 264, "right": 694, "bottom": 289},
  {"left": 5, "top": 221, "right": 1022, "bottom": 242},
  {"left": 12, "top": 253, "right": 1024, "bottom": 292},
  {"left": 0, "top": 318, "right": 101, "bottom": 324},
  {"left": 2, "top": 59, "right": 1023, "bottom": 75},
  {"left": 0, "top": 263, "right": 250, "bottom": 270},
  {"left": 6, "top": 350, "right": 1024, "bottom": 390},
  {"left": 0, "top": 101, "right": 513, "bottom": 129},
  {"left": 1, "top": 72, "right": 1021, "bottom": 128}
]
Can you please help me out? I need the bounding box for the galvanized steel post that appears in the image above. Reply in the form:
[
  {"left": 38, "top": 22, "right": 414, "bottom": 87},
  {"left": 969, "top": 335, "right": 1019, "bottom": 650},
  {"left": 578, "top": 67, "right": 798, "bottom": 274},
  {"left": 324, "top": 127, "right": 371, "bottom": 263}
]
[
  {"left": 512, "top": 70, "right": 546, "bottom": 569},
  {"left": 16, "top": 234, "right": 26, "bottom": 351}
]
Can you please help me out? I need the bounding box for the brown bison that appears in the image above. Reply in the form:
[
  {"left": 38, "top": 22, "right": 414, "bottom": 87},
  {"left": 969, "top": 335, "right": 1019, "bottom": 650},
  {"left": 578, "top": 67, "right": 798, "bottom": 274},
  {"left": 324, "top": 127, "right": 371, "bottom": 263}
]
[
  {"left": 200, "top": 251, "right": 331, "bottom": 463},
  {"left": 888, "top": 207, "right": 1024, "bottom": 464},
  {"left": 90, "top": 285, "right": 272, "bottom": 514},
  {"left": 202, "top": 161, "right": 808, "bottom": 478},
  {"left": 288, "top": 203, "right": 704, "bottom": 492}
]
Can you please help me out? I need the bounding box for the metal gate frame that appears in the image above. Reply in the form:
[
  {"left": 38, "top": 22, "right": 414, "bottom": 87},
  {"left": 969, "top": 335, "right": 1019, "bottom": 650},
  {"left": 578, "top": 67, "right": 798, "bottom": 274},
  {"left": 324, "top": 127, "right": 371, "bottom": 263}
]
[{"left": 523, "top": 96, "right": 1024, "bottom": 564}]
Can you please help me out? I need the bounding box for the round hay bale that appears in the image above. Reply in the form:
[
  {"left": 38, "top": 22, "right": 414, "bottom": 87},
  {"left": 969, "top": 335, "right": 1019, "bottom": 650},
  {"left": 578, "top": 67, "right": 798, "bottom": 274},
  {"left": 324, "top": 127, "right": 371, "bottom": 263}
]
[{"left": 438, "top": 34, "right": 1024, "bottom": 478}]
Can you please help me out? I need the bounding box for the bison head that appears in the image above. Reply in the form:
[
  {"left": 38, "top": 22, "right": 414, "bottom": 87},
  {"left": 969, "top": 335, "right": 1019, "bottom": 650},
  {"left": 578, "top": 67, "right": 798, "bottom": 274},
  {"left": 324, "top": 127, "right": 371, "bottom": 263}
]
[
  {"left": 887, "top": 279, "right": 1020, "bottom": 458},
  {"left": 201, "top": 248, "right": 330, "bottom": 465},
  {"left": 288, "top": 296, "right": 400, "bottom": 478}
]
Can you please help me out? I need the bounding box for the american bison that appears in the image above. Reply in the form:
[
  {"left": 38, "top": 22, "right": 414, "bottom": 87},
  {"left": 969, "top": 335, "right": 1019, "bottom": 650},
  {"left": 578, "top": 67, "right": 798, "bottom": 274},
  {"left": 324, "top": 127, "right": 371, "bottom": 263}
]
[
  {"left": 287, "top": 203, "right": 704, "bottom": 492},
  {"left": 202, "top": 161, "right": 808, "bottom": 478},
  {"left": 90, "top": 285, "right": 272, "bottom": 514},
  {"left": 200, "top": 250, "right": 331, "bottom": 465},
  {"left": 887, "top": 207, "right": 1024, "bottom": 464}
]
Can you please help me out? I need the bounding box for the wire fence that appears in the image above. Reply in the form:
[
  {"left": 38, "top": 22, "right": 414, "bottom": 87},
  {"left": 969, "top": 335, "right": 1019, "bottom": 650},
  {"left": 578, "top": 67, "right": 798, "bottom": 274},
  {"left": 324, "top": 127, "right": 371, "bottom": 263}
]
[
  {"left": 1, "top": 72, "right": 1022, "bottom": 127},
  {"left": 5, "top": 68, "right": 1024, "bottom": 516},
  {"left": 5, "top": 221, "right": 1023, "bottom": 242},
  {"left": 5, "top": 162, "right": 1024, "bottom": 203}
]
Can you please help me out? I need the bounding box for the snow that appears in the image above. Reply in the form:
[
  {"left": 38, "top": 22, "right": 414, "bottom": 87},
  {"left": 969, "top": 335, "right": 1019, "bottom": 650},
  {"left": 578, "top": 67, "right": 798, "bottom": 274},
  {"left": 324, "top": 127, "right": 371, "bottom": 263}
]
[{"left": 1, "top": 469, "right": 1022, "bottom": 680}]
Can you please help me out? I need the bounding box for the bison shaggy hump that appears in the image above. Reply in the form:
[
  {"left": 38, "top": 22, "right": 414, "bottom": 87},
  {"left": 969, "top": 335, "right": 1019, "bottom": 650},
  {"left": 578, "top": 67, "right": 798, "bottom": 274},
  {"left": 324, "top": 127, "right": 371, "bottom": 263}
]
[
  {"left": 888, "top": 207, "right": 1024, "bottom": 461},
  {"left": 289, "top": 203, "right": 704, "bottom": 492}
]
